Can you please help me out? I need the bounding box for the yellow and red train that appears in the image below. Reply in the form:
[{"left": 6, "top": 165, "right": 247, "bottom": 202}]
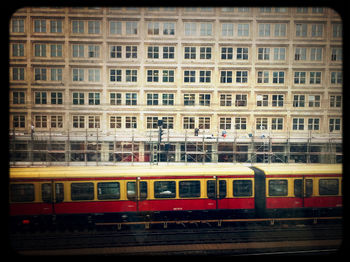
[{"left": 9, "top": 164, "right": 342, "bottom": 228}]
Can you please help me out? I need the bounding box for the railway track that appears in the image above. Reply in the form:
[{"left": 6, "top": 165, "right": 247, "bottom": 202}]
[{"left": 10, "top": 222, "right": 342, "bottom": 255}]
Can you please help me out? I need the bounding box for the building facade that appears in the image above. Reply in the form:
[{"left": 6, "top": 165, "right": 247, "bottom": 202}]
[{"left": 9, "top": 7, "right": 342, "bottom": 165}]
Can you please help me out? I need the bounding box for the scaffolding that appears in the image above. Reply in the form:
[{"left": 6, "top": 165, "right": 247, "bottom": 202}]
[{"left": 9, "top": 128, "right": 342, "bottom": 166}]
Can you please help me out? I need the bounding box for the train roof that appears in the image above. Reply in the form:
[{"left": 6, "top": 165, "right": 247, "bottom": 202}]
[
  {"left": 9, "top": 164, "right": 255, "bottom": 179},
  {"left": 254, "top": 164, "right": 342, "bottom": 175}
]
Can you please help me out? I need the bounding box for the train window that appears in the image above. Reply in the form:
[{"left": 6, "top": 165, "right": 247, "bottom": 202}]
[
  {"left": 98, "top": 182, "right": 120, "bottom": 200},
  {"left": 140, "top": 181, "right": 147, "bottom": 199},
  {"left": 233, "top": 180, "right": 252, "bottom": 197},
  {"left": 319, "top": 179, "right": 339, "bottom": 195},
  {"left": 207, "top": 180, "right": 216, "bottom": 198},
  {"left": 294, "top": 179, "right": 303, "bottom": 198},
  {"left": 305, "top": 179, "right": 313, "bottom": 197},
  {"left": 55, "top": 183, "right": 64, "bottom": 202},
  {"left": 127, "top": 182, "right": 136, "bottom": 200},
  {"left": 42, "top": 183, "right": 52, "bottom": 202},
  {"left": 10, "top": 184, "right": 35, "bottom": 202},
  {"left": 71, "top": 183, "right": 94, "bottom": 200},
  {"left": 179, "top": 181, "right": 200, "bottom": 198},
  {"left": 154, "top": 181, "right": 176, "bottom": 198},
  {"left": 219, "top": 180, "right": 226, "bottom": 198},
  {"left": 269, "top": 180, "right": 288, "bottom": 196}
]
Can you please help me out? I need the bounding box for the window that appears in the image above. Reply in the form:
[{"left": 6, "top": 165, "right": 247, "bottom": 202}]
[
  {"left": 319, "top": 179, "right": 339, "bottom": 195},
  {"left": 34, "top": 19, "right": 46, "bottom": 33},
  {"left": 97, "top": 182, "right": 120, "bottom": 200},
  {"left": 13, "top": 115, "right": 26, "bottom": 128},
  {"left": 110, "top": 45, "right": 121, "bottom": 58},
  {"left": 72, "top": 20, "right": 84, "bottom": 34},
  {"left": 256, "top": 118, "right": 268, "bottom": 130},
  {"left": 296, "top": 23, "right": 307, "bottom": 37},
  {"left": 273, "top": 71, "right": 284, "bottom": 84},
  {"left": 236, "top": 71, "right": 248, "bottom": 83},
  {"left": 199, "top": 117, "right": 210, "bottom": 129},
  {"left": 125, "top": 46, "right": 137, "bottom": 59},
  {"left": 222, "top": 23, "right": 233, "bottom": 36},
  {"left": 294, "top": 72, "right": 306, "bottom": 84},
  {"left": 12, "top": 67, "right": 25, "bottom": 81},
  {"left": 12, "top": 43, "right": 24, "bottom": 57},
  {"left": 110, "top": 116, "right": 122, "bottom": 128},
  {"left": 293, "top": 95, "right": 305, "bottom": 107},
  {"left": 184, "top": 94, "right": 195, "bottom": 106},
  {"left": 162, "top": 117, "right": 174, "bottom": 129},
  {"left": 200, "top": 22, "right": 212, "bottom": 36},
  {"left": 329, "top": 118, "right": 341, "bottom": 132},
  {"left": 183, "top": 117, "right": 195, "bottom": 129},
  {"left": 154, "top": 181, "right": 176, "bottom": 198},
  {"left": 200, "top": 47, "right": 211, "bottom": 59},
  {"left": 126, "top": 21, "right": 137, "bottom": 35},
  {"left": 235, "top": 117, "right": 246, "bottom": 130},
  {"left": 71, "top": 183, "right": 94, "bottom": 200},
  {"left": 110, "top": 69, "right": 121, "bottom": 82},
  {"left": 294, "top": 179, "right": 303, "bottom": 198},
  {"left": 126, "top": 69, "right": 137, "bottom": 82},
  {"left": 125, "top": 93, "right": 137, "bottom": 105},
  {"left": 311, "top": 24, "right": 323, "bottom": 37},
  {"left": 147, "top": 46, "right": 159, "bottom": 59},
  {"left": 73, "top": 115, "right": 85, "bottom": 128},
  {"left": 199, "top": 94, "right": 211, "bottom": 106},
  {"left": 162, "top": 70, "right": 174, "bottom": 82},
  {"left": 220, "top": 94, "right": 232, "bottom": 106},
  {"left": 272, "top": 118, "right": 283, "bottom": 130},
  {"left": 257, "top": 71, "right": 269, "bottom": 83},
  {"left": 233, "top": 180, "right": 252, "bottom": 197},
  {"left": 184, "top": 47, "right": 196, "bottom": 59},
  {"left": 127, "top": 182, "right": 136, "bottom": 200},
  {"left": 237, "top": 24, "right": 249, "bottom": 36},
  {"left": 310, "top": 47, "right": 322, "bottom": 61},
  {"left": 308, "top": 118, "right": 320, "bottom": 130},
  {"left": 50, "top": 20, "right": 63, "bottom": 33},
  {"left": 331, "top": 48, "right": 342, "bottom": 61},
  {"left": 269, "top": 180, "right": 288, "bottom": 196},
  {"left": 51, "top": 115, "right": 63, "bottom": 128},
  {"left": 73, "top": 92, "right": 84, "bottom": 105},
  {"left": 235, "top": 94, "right": 247, "bottom": 106},
  {"left": 257, "top": 95, "right": 268, "bottom": 107},
  {"left": 35, "top": 68, "right": 47, "bottom": 81},
  {"left": 10, "top": 184, "right": 34, "bottom": 202},
  {"left": 163, "top": 22, "right": 175, "bottom": 35},
  {"left": 35, "top": 91, "right": 47, "bottom": 104},
  {"left": 273, "top": 47, "right": 285, "bottom": 60},
  {"left": 220, "top": 117, "right": 231, "bottom": 130},
  {"left": 331, "top": 72, "right": 342, "bottom": 84},
  {"left": 88, "top": 92, "right": 100, "bottom": 105},
  {"left": 258, "top": 24, "right": 270, "bottom": 37},
  {"left": 184, "top": 70, "right": 196, "bottom": 83},
  {"left": 163, "top": 46, "right": 174, "bottom": 59},
  {"left": 219, "top": 180, "right": 226, "bottom": 198},
  {"left": 88, "top": 69, "right": 100, "bottom": 82},
  {"left": 88, "top": 21, "right": 100, "bottom": 34},
  {"left": 147, "top": 22, "right": 159, "bottom": 35},
  {"left": 147, "top": 70, "right": 159, "bottom": 82},
  {"left": 110, "top": 93, "right": 122, "bottom": 105},
  {"left": 309, "top": 95, "right": 320, "bottom": 107},
  {"left": 88, "top": 116, "right": 100, "bottom": 128},
  {"left": 12, "top": 18, "right": 25, "bottom": 33},
  {"left": 162, "top": 94, "right": 174, "bottom": 106},
  {"left": 220, "top": 70, "right": 232, "bottom": 83},
  {"left": 147, "top": 117, "right": 158, "bottom": 129},
  {"left": 125, "top": 116, "right": 137, "bottom": 128},
  {"left": 179, "top": 181, "right": 200, "bottom": 198},
  {"left": 13, "top": 91, "right": 25, "bottom": 104},
  {"left": 72, "top": 68, "right": 84, "bottom": 81},
  {"left": 274, "top": 24, "right": 286, "bottom": 37},
  {"left": 309, "top": 72, "right": 321, "bottom": 84},
  {"left": 207, "top": 180, "right": 216, "bottom": 198},
  {"left": 221, "top": 47, "right": 233, "bottom": 60},
  {"left": 295, "top": 47, "right": 306, "bottom": 61},
  {"left": 199, "top": 71, "right": 211, "bottom": 83},
  {"left": 184, "top": 22, "right": 196, "bottom": 36},
  {"left": 147, "top": 93, "right": 159, "bottom": 105},
  {"left": 258, "top": 48, "right": 270, "bottom": 60},
  {"left": 237, "top": 47, "right": 248, "bottom": 60},
  {"left": 330, "top": 95, "right": 341, "bottom": 108},
  {"left": 293, "top": 118, "right": 304, "bottom": 130},
  {"left": 35, "top": 115, "right": 47, "bottom": 128},
  {"left": 110, "top": 21, "right": 121, "bottom": 34}
]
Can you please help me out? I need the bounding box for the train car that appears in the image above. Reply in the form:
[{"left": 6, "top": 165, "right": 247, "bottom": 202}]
[
  {"left": 9, "top": 164, "right": 342, "bottom": 229},
  {"left": 9, "top": 165, "right": 256, "bottom": 227},
  {"left": 253, "top": 164, "right": 342, "bottom": 218}
]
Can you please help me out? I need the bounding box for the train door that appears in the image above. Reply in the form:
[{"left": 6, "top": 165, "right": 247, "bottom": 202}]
[
  {"left": 52, "top": 182, "right": 64, "bottom": 214},
  {"left": 206, "top": 178, "right": 227, "bottom": 210},
  {"left": 294, "top": 177, "right": 313, "bottom": 209},
  {"left": 126, "top": 178, "right": 148, "bottom": 212},
  {"left": 40, "top": 181, "right": 64, "bottom": 215}
]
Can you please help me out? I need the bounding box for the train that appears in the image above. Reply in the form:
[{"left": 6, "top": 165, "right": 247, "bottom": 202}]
[{"left": 9, "top": 164, "right": 342, "bottom": 229}]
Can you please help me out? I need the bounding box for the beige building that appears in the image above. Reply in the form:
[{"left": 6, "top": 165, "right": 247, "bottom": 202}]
[{"left": 9, "top": 7, "right": 342, "bottom": 165}]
